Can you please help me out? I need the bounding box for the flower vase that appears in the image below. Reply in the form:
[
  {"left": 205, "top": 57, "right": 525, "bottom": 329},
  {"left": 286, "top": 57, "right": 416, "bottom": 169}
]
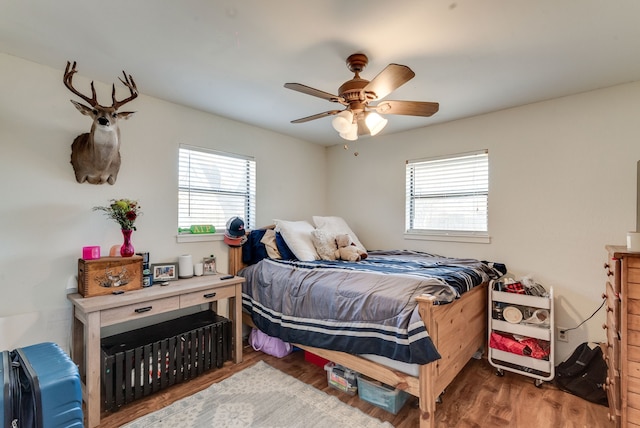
[{"left": 120, "top": 229, "right": 135, "bottom": 257}]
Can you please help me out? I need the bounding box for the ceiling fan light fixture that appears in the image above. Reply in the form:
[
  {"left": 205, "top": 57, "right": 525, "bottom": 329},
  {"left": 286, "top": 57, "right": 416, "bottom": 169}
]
[
  {"left": 365, "top": 111, "right": 388, "bottom": 136},
  {"left": 331, "top": 110, "right": 353, "bottom": 133},
  {"left": 339, "top": 122, "right": 358, "bottom": 141}
]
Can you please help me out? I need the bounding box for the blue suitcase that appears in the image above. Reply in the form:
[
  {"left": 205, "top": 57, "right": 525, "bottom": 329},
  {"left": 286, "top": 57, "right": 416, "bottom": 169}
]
[
  {"left": 0, "top": 342, "right": 83, "bottom": 428},
  {"left": 1, "top": 350, "right": 13, "bottom": 428}
]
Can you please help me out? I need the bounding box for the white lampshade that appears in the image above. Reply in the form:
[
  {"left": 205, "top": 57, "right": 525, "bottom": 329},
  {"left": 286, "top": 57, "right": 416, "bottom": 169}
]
[
  {"left": 331, "top": 110, "right": 354, "bottom": 133},
  {"left": 365, "top": 112, "right": 388, "bottom": 136},
  {"left": 339, "top": 122, "right": 358, "bottom": 141}
]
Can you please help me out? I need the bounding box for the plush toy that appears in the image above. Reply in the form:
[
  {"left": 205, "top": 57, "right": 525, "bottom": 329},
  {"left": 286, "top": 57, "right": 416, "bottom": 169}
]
[{"left": 334, "top": 234, "right": 368, "bottom": 261}]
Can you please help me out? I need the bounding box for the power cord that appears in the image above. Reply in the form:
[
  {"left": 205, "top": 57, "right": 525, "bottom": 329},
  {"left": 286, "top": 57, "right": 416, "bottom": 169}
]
[{"left": 559, "top": 298, "right": 606, "bottom": 335}]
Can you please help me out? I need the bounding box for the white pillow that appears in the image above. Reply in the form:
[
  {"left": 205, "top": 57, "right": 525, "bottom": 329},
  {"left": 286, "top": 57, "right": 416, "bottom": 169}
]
[
  {"left": 274, "top": 219, "right": 319, "bottom": 261},
  {"left": 311, "top": 229, "right": 337, "bottom": 261},
  {"left": 312, "top": 216, "right": 366, "bottom": 252}
]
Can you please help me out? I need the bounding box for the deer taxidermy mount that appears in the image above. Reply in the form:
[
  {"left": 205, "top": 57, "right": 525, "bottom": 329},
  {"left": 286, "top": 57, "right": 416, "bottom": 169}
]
[{"left": 63, "top": 61, "right": 138, "bottom": 185}]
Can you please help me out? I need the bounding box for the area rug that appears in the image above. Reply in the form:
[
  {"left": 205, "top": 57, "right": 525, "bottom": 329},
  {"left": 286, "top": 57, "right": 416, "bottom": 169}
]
[{"left": 122, "top": 361, "right": 393, "bottom": 428}]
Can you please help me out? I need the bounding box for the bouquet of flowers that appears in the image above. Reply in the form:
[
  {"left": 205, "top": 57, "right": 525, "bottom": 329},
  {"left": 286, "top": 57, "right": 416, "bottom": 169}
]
[{"left": 93, "top": 199, "right": 142, "bottom": 230}]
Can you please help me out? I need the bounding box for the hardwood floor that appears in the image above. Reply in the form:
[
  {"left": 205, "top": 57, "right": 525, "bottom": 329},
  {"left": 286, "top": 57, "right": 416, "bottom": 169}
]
[{"left": 97, "top": 342, "right": 610, "bottom": 427}]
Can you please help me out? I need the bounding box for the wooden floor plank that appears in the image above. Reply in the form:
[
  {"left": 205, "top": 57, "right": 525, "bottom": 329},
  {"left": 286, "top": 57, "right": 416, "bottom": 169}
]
[{"left": 96, "top": 343, "right": 610, "bottom": 427}]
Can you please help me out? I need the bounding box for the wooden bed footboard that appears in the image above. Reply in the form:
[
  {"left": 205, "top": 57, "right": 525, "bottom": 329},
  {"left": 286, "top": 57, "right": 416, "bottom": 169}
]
[{"left": 228, "top": 243, "right": 488, "bottom": 428}]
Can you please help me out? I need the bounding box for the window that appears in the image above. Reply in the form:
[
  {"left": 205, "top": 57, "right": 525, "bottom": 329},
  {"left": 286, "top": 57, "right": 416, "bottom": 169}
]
[
  {"left": 405, "top": 150, "right": 489, "bottom": 242},
  {"left": 178, "top": 145, "right": 256, "bottom": 234}
]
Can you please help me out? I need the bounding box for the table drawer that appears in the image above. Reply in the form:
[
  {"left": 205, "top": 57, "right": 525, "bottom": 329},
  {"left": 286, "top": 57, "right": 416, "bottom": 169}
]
[
  {"left": 180, "top": 285, "right": 236, "bottom": 307},
  {"left": 101, "top": 296, "right": 180, "bottom": 326}
]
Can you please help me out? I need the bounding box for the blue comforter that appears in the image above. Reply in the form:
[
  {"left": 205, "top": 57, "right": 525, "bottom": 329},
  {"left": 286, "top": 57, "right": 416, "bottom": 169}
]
[{"left": 240, "top": 250, "right": 506, "bottom": 364}]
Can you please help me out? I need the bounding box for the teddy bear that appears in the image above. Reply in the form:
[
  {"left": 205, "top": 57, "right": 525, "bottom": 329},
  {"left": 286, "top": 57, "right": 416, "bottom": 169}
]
[{"left": 334, "top": 234, "right": 368, "bottom": 261}]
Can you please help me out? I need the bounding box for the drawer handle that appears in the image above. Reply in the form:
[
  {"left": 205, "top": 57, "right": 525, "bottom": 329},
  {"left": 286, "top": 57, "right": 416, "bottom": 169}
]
[
  {"left": 602, "top": 323, "right": 608, "bottom": 330},
  {"left": 203, "top": 292, "right": 217, "bottom": 298},
  {"left": 134, "top": 306, "right": 152, "bottom": 313}
]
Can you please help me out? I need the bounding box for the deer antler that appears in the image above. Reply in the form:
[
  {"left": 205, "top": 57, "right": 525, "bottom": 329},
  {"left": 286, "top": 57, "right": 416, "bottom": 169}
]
[
  {"left": 112, "top": 70, "right": 138, "bottom": 109},
  {"left": 63, "top": 61, "right": 99, "bottom": 107}
]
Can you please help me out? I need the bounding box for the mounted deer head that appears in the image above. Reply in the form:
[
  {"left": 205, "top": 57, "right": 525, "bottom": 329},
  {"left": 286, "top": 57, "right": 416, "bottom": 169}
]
[{"left": 63, "top": 61, "right": 138, "bottom": 185}]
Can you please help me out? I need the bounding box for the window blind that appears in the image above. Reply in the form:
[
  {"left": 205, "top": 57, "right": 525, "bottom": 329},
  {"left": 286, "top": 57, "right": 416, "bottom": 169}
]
[
  {"left": 406, "top": 150, "right": 488, "bottom": 233},
  {"left": 178, "top": 145, "right": 256, "bottom": 231}
]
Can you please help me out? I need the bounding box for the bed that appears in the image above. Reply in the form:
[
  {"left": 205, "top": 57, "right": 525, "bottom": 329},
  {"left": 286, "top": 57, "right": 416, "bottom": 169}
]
[{"left": 227, "top": 218, "right": 506, "bottom": 428}]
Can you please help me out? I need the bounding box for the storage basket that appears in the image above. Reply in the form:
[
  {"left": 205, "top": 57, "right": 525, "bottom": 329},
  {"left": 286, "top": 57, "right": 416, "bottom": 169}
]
[{"left": 101, "top": 311, "right": 231, "bottom": 411}]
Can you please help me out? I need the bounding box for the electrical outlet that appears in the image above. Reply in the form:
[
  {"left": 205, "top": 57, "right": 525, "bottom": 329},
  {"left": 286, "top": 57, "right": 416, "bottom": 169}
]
[{"left": 557, "top": 326, "right": 568, "bottom": 342}]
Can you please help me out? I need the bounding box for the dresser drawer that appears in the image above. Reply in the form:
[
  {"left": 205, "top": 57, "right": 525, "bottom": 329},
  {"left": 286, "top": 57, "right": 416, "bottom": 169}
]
[
  {"left": 630, "top": 330, "right": 640, "bottom": 348},
  {"left": 180, "top": 285, "right": 236, "bottom": 308},
  {"left": 604, "top": 325, "right": 620, "bottom": 374},
  {"left": 605, "top": 258, "right": 620, "bottom": 294},
  {"left": 605, "top": 372, "right": 621, "bottom": 423},
  {"left": 101, "top": 296, "right": 180, "bottom": 326},
  {"left": 605, "top": 282, "right": 621, "bottom": 331},
  {"left": 631, "top": 314, "right": 640, "bottom": 332}
]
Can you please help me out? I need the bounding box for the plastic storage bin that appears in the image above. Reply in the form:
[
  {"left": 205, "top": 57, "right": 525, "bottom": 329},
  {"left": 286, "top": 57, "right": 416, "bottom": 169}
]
[
  {"left": 357, "top": 374, "right": 410, "bottom": 415},
  {"left": 324, "top": 362, "right": 358, "bottom": 395}
]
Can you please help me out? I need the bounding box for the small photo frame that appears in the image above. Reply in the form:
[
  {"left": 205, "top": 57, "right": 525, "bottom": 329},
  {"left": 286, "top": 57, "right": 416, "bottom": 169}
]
[
  {"left": 151, "top": 263, "right": 178, "bottom": 282},
  {"left": 203, "top": 256, "right": 217, "bottom": 275}
]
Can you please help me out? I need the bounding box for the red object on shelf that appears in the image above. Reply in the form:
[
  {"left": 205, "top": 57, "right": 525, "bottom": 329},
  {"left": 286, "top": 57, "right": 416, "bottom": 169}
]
[
  {"left": 305, "top": 351, "right": 330, "bottom": 368},
  {"left": 489, "top": 331, "right": 549, "bottom": 360},
  {"left": 505, "top": 281, "right": 525, "bottom": 294}
]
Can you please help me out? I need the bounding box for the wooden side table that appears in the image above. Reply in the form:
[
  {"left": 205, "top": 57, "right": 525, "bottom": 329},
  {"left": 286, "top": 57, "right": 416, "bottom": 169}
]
[{"left": 67, "top": 274, "right": 244, "bottom": 428}]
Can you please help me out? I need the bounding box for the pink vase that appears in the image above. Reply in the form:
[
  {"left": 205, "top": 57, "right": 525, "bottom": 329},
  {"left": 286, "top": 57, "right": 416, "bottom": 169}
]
[{"left": 120, "top": 229, "right": 135, "bottom": 257}]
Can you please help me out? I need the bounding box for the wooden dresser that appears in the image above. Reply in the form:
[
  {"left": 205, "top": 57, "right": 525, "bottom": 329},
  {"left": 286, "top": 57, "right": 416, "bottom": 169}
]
[{"left": 604, "top": 245, "right": 640, "bottom": 426}]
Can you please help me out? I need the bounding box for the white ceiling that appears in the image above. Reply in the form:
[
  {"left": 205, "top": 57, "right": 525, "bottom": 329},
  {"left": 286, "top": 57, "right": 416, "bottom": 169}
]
[{"left": 2, "top": 1, "right": 640, "bottom": 146}]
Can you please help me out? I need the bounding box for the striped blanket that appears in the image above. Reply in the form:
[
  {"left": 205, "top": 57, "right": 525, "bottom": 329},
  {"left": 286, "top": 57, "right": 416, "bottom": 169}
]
[{"left": 240, "top": 250, "right": 507, "bottom": 364}]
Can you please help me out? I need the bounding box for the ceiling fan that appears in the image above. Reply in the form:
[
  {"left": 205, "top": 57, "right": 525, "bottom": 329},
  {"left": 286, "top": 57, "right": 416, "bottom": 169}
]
[{"left": 285, "top": 53, "right": 439, "bottom": 141}]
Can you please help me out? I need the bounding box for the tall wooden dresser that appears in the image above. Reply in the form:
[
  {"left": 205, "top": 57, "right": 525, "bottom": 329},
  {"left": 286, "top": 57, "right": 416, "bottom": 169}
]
[{"left": 604, "top": 245, "right": 640, "bottom": 426}]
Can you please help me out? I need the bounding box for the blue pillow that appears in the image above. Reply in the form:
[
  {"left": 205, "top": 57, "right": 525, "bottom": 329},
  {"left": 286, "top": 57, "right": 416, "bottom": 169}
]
[
  {"left": 275, "top": 232, "right": 296, "bottom": 260},
  {"left": 242, "top": 229, "right": 268, "bottom": 265}
]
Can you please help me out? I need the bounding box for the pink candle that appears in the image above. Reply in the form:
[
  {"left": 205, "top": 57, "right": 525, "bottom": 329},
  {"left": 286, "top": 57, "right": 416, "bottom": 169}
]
[{"left": 82, "top": 246, "right": 100, "bottom": 260}]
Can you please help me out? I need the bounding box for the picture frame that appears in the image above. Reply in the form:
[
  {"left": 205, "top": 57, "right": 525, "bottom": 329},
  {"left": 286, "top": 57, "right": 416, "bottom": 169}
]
[
  {"left": 150, "top": 263, "right": 178, "bottom": 282},
  {"left": 202, "top": 256, "right": 217, "bottom": 275}
]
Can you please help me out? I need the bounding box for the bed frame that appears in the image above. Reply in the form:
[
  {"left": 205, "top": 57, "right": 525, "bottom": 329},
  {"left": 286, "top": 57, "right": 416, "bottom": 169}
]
[{"left": 228, "top": 243, "right": 488, "bottom": 428}]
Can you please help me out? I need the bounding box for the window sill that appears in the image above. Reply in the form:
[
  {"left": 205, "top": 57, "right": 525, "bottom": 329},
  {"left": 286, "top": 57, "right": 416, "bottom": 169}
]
[
  {"left": 404, "top": 231, "right": 491, "bottom": 244},
  {"left": 176, "top": 233, "right": 224, "bottom": 243}
]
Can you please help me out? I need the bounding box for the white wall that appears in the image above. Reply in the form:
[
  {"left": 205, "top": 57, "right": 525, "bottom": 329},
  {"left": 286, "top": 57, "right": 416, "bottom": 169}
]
[
  {"left": 3, "top": 51, "right": 639, "bottom": 364},
  {"left": 0, "top": 53, "right": 326, "bottom": 351},
  {"left": 327, "top": 82, "right": 640, "bottom": 361}
]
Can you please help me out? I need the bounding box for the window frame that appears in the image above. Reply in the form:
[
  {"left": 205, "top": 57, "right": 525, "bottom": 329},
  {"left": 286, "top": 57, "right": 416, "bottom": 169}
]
[
  {"left": 177, "top": 144, "right": 256, "bottom": 243},
  {"left": 405, "top": 150, "right": 490, "bottom": 244}
]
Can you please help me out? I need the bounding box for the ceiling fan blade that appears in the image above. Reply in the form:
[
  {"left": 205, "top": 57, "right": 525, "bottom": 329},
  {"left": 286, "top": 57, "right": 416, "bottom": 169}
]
[
  {"left": 284, "top": 83, "right": 341, "bottom": 102},
  {"left": 372, "top": 100, "right": 439, "bottom": 117},
  {"left": 291, "top": 110, "right": 341, "bottom": 123},
  {"left": 363, "top": 64, "right": 415, "bottom": 100}
]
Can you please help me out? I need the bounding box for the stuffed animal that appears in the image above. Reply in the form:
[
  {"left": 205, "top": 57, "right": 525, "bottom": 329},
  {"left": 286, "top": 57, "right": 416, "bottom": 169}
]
[{"left": 334, "top": 234, "right": 368, "bottom": 261}]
